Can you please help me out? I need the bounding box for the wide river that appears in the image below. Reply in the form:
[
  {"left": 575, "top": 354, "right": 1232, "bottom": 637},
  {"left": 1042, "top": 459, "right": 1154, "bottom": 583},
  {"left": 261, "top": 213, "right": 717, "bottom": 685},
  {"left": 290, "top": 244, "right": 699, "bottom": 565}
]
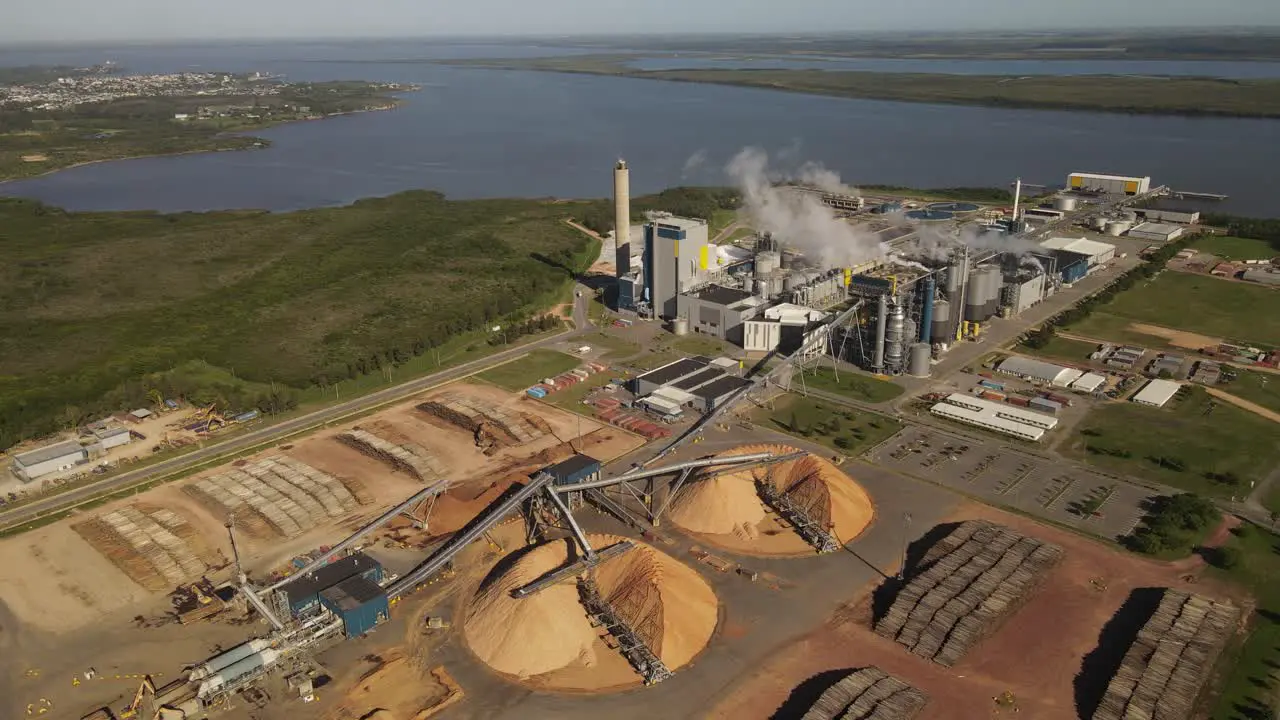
[{"left": 1, "top": 40, "right": 1277, "bottom": 216}]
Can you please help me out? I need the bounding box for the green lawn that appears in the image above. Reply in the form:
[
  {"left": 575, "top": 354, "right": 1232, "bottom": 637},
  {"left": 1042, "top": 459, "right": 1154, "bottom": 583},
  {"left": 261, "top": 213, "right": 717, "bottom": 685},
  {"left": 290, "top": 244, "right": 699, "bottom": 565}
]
[
  {"left": 475, "top": 349, "right": 580, "bottom": 391},
  {"left": 1264, "top": 483, "right": 1280, "bottom": 517},
  {"left": 1192, "top": 234, "right": 1278, "bottom": 261},
  {"left": 1217, "top": 369, "right": 1280, "bottom": 415},
  {"left": 545, "top": 374, "right": 614, "bottom": 415},
  {"left": 750, "top": 394, "right": 904, "bottom": 457},
  {"left": 1069, "top": 272, "right": 1280, "bottom": 347},
  {"left": 1062, "top": 386, "right": 1280, "bottom": 498},
  {"left": 1205, "top": 526, "right": 1280, "bottom": 719},
  {"left": 1018, "top": 336, "right": 1102, "bottom": 364},
  {"left": 795, "top": 367, "right": 904, "bottom": 404}
]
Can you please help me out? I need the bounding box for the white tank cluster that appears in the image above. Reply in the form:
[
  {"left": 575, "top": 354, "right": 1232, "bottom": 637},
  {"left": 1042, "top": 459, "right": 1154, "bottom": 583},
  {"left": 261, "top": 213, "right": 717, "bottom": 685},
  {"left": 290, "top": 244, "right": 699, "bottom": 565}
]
[{"left": 192, "top": 640, "right": 281, "bottom": 699}]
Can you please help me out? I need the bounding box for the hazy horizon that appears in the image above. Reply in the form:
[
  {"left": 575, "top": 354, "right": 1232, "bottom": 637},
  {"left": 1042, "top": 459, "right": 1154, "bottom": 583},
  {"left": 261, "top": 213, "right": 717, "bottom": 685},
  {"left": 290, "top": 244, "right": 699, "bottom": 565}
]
[{"left": 7, "top": 0, "right": 1280, "bottom": 45}]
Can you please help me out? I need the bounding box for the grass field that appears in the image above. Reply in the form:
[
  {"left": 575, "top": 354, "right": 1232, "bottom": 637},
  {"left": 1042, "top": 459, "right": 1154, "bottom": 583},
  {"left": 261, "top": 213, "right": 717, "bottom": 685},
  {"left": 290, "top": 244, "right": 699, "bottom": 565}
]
[
  {"left": 1219, "top": 369, "right": 1280, "bottom": 415},
  {"left": 0, "top": 192, "right": 597, "bottom": 449},
  {"left": 476, "top": 349, "right": 580, "bottom": 391},
  {"left": 1062, "top": 386, "right": 1280, "bottom": 498},
  {"left": 1191, "top": 235, "right": 1278, "bottom": 261},
  {"left": 794, "top": 367, "right": 904, "bottom": 404},
  {"left": 1206, "top": 526, "right": 1280, "bottom": 719},
  {"left": 1018, "top": 335, "right": 1101, "bottom": 364},
  {"left": 1070, "top": 271, "right": 1280, "bottom": 348},
  {"left": 751, "top": 394, "right": 904, "bottom": 457}
]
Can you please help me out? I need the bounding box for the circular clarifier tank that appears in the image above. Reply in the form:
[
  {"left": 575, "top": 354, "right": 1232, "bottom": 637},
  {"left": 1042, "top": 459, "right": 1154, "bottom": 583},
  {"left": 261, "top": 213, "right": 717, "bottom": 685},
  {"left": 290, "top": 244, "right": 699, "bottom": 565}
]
[
  {"left": 463, "top": 533, "right": 718, "bottom": 690},
  {"left": 667, "top": 444, "right": 875, "bottom": 556},
  {"left": 905, "top": 209, "right": 955, "bottom": 221},
  {"left": 927, "top": 202, "right": 981, "bottom": 213}
]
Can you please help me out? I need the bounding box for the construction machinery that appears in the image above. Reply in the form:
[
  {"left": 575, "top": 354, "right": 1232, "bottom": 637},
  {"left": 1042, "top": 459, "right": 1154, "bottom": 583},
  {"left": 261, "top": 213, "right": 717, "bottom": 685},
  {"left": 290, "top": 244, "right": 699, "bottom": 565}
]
[{"left": 117, "top": 676, "right": 156, "bottom": 720}]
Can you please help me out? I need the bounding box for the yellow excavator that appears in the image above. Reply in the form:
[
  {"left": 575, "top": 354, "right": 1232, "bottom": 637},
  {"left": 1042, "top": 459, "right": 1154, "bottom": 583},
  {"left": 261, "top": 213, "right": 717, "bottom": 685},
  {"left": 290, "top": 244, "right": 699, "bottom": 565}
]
[{"left": 116, "top": 675, "right": 156, "bottom": 720}]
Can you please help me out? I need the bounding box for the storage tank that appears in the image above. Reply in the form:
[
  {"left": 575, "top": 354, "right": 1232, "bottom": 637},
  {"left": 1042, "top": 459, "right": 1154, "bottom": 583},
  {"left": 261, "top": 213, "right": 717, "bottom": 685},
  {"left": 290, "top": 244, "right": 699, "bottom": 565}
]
[
  {"left": 189, "top": 639, "right": 273, "bottom": 681},
  {"left": 754, "top": 278, "right": 769, "bottom": 299},
  {"left": 755, "top": 251, "right": 780, "bottom": 277},
  {"left": 884, "top": 302, "right": 906, "bottom": 371},
  {"left": 908, "top": 342, "right": 932, "bottom": 378},
  {"left": 919, "top": 276, "right": 935, "bottom": 342},
  {"left": 1053, "top": 196, "right": 1079, "bottom": 212},
  {"left": 672, "top": 318, "right": 689, "bottom": 336},
  {"left": 963, "top": 269, "right": 985, "bottom": 322},
  {"left": 1092, "top": 216, "right": 1108, "bottom": 231},
  {"left": 1106, "top": 220, "right": 1132, "bottom": 237},
  {"left": 986, "top": 268, "right": 1005, "bottom": 319},
  {"left": 782, "top": 275, "right": 796, "bottom": 293},
  {"left": 872, "top": 295, "right": 888, "bottom": 371},
  {"left": 930, "top": 298, "right": 952, "bottom": 344}
]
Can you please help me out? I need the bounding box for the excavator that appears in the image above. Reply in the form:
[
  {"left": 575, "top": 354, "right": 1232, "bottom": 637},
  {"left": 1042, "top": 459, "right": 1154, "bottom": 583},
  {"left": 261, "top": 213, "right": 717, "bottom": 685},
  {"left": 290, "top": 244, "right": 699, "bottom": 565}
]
[{"left": 117, "top": 676, "right": 156, "bottom": 720}]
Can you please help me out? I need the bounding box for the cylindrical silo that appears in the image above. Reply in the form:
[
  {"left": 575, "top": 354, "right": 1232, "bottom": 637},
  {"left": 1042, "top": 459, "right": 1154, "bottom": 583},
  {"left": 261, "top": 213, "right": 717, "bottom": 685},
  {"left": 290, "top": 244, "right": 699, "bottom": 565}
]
[
  {"left": 1053, "top": 196, "right": 1078, "bottom": 212},
  {"left": 944, "top": 265, "right": 960, "bottom": 299},
  {"left": 614, "top": 159, "right": 630, "bottom": 276},
  {"left": 872, "top": 295, "right": 888, "bottom": 371},
  {"left": 1092, "top": 216, "right": 1108, "bottom": 231},
  {"left": 930, "top": 298, "right": 952, "bottom": 344},
  {"left": 755, "top": 251, "right": 780, "bottom": 277},
  {"left": 1106, "top": 220, "right": 1131, "bottom": 237},
  {"left": 964, "top": 266, "right": 987, "bottom": 322},
  {"left": 985, "top": 267, "right": 1003, "bottom": 319},
  {"left": 908, "top": 342, "right": 932, "bottom": 378},
  {"left": 672, "top": 318, "right": 689, "bottom": 336},
  {"left": 919, "top": 276, "right": 935, "bottom": 342},
  {"left": 885, "top": 302, "right": 906, "bottom": 372},
  {"left": 782, "top": 275, "right": 796, "bottom": 293}
]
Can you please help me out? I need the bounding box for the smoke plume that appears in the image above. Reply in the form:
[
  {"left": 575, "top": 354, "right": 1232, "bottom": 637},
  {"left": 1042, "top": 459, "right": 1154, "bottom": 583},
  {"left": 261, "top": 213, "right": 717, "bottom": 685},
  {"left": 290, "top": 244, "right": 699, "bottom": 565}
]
[{"left": 726, "top": 147, "right": 885, "bottom": 268}]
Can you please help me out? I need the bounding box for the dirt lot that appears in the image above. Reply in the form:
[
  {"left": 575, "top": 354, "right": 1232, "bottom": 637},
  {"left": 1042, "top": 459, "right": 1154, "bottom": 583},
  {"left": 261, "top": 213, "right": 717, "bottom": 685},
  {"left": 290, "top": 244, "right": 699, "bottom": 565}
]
[
  {"left": 325, "top": 650, "right": 463, "bottom": 720},
  {"left": 705, "top": 501, "right": 1242, "bottom": 720},
  {"left": 1128, "top": 322, "right": 1222, "bottom": 351}
]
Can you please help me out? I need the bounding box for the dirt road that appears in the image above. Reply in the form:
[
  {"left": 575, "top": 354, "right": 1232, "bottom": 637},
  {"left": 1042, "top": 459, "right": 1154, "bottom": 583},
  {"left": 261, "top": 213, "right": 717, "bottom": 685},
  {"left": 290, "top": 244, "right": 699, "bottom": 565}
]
[{"left": 1206, "top": 387, "right": 1280, "bottom": 424}]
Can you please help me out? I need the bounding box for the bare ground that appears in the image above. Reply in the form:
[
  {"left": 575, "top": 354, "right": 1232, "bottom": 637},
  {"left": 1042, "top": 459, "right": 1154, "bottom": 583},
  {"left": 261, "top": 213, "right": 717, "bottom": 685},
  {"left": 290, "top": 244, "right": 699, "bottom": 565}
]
[{"left": 1128, "top": 323, "right": 1222, "bottom": 351}]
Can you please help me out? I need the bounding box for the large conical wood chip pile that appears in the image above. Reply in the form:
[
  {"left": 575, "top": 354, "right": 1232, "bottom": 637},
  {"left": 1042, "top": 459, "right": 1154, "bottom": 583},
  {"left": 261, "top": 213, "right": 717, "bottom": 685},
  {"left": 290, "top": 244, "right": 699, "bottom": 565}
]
[
  {"left": 1092, "top": 589, "right": 1239, "bottom": 720},
  {"left": 800, "top": 667, "right": 929, "bottom": 720},
  {"left": 874, "top": 520, "right": 1063, "bottom": 666}
]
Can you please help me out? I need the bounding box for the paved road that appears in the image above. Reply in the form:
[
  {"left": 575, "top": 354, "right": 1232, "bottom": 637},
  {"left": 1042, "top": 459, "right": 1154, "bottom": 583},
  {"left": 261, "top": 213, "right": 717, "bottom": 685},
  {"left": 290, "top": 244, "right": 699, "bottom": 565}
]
[{"left": 0, "top": 288, "right": 594, "bottom": 531}]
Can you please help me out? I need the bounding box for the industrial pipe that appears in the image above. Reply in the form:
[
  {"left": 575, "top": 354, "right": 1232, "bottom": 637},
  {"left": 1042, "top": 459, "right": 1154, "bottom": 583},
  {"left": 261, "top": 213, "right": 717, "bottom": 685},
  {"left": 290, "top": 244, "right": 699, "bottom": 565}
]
[{"left": 873, "top": 294, "right": 888, "bottom": 371}]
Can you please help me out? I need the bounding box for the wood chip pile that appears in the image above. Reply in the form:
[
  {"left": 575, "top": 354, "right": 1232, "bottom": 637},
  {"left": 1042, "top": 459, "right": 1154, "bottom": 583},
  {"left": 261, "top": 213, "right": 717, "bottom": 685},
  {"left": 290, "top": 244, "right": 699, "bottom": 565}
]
[
  {"left": 416, "top": 393, "right": 546, "bottom": 453},
  {"left": 801, "top": 667, "right": 928, "bottom": 720},
  {"left": 874, "top": 520, "right": 1063, "bottom": 666},
  {"left": 73, "top": 505, "right": 209, "bottom": 591},
  {"left": 337, "top": 427, "right": 447, "bottom": 482},
  {"left": 1093, "top": 589, "right": 1239, "bottom": 720},
  {"left": 185, "top": 456, "right": 365, "bottom": 538}
]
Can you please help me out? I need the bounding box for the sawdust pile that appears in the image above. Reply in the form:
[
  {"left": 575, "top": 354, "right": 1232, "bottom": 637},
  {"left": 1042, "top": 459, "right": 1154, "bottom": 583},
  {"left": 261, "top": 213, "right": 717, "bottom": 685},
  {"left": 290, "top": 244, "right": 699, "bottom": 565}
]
[
  {"left": 669, "top": 444, "right": 874, "bottom": 544},
  {"left": 464, "top": 534, "right": 717, "bottom": 680}
]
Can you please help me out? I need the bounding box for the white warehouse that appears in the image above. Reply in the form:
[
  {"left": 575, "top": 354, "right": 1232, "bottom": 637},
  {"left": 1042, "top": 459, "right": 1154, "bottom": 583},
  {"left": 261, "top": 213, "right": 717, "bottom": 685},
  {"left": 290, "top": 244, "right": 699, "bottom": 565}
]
[
  {"left": 1039, "top": 237, "right": 1117, "bottom": 267},
  {"left": 1132, "top": 379, "right": 1182, "bottom": 408},
  {"left": 11, "top": 440, "right": 88, "bottom": 482},
  {"left": 931, "top": 394, "right": 1059, "bottom": 441},
  {"left": 997, "top": 356, "right": 1085, "bottom": 388},
  {"left": 1127, "top": 222, "right": 1186, "bottom": 243},
  {"left": 1068, "top": 173, "right": 1152, "bottom": 196}
]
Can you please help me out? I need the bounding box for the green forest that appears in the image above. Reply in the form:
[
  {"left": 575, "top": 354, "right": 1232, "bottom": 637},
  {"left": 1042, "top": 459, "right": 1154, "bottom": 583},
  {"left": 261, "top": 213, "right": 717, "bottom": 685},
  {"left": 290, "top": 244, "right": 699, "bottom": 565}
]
[{"left": 0, "top": 192, "right": 600, "bottom": 449}]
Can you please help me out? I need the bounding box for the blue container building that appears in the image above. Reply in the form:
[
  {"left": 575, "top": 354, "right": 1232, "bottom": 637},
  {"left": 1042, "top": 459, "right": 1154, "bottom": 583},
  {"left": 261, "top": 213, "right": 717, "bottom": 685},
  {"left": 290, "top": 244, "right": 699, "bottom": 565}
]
[
  {"left": 279, "top": 552, "right": 384, "bottom": 617},
  {"left": 541, "top": 454, "right": 601, "bottom": 486},
  {"left": 320, "top": 575, "right": 390, "bottom": 638}
]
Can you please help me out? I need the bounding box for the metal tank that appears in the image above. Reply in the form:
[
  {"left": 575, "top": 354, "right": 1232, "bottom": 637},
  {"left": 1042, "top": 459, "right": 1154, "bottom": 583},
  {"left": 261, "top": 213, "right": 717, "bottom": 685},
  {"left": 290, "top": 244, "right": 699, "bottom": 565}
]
[
  {"left": 872, "top": 295, "right": 888, "bottom": 371},
  {"left": 1106, "top": 220, "right": 1132, "bottom": 237},
  {"left": 908, "top": 342, "right": 932, "bottom": 378},
  {"left": 964, "top": 265, "right": 987, "bottom": 322},
  {"left": 189, "top": 639, "right": 273, "bottom": 681},
  {"left": 782, "top": 275, "right": 796, "bottom": 293},
  {"left": 755, "top": 251, "right": 780, "bottom": 277},
  {"left": 197, "top": 649, "right": 282, "bottom": 697},
  {"left": 672, "top": 317, "right": 689, "bottom": 336},
  {"left": 1092, "top": 216, "right": 1108, "bottom": 231},
  {"left": 754, "top": 278, "right": 769, "bottom": 299},
  {"left": 884, "top": 301, "right": 906, "bottom": 372},
  {"left": 919, "top": 276, "right": 935, "bottom": 342},
  {"left": 985, "top": 267, "right": 1004, "bottom": 319},
  {"left": 1053, "top": 196, "right": 1079, "bottom": 212},
  {"left": 930, "top": 298, "right": 952, "bottom": 344}
]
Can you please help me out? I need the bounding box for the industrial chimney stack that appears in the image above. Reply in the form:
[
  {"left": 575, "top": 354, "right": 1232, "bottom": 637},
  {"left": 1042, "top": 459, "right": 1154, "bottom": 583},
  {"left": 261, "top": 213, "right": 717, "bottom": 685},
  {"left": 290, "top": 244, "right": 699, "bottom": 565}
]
[{"left": 614, "top": 159, "right": 631, "bottom": 277}]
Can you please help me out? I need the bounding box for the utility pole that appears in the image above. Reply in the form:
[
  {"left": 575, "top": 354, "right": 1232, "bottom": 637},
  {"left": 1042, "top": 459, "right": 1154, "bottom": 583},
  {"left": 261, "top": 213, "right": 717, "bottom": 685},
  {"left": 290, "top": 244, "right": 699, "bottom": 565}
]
[{"left": 897, "top": 512, "right": 913, "bottom": 581}]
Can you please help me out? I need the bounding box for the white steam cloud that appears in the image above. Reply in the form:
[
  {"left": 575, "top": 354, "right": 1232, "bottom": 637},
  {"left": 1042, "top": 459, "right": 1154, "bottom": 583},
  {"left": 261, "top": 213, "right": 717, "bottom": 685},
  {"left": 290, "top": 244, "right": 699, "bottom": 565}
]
[
  {"left": 681, "top": 149, "right": 708, "bottom": 179},
  {"left": 726, "top": 147, "right": 885, "bottom": 269}
]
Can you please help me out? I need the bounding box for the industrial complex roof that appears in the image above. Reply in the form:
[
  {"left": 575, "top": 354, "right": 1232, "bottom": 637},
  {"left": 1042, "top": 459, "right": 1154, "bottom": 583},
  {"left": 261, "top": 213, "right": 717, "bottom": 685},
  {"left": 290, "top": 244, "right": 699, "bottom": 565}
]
[
  {"left": 673, "top": 367, "right": 725, "bottom": 391},
  {"left": 281, "top": 552, "right": 380, "bottom": 604},
  {"left": 692, "top": 376, "right": 751, "bottom": 402},
  {"left": 931, "top": 395, "right": 1057, "bottom": 442},
  {"left": 1133, "top": 379, "right": 1182, "bottom": 408},
  {"left": 997, "top": 356, "right": 1079, "bottom": 386},
  {"left": 320, "top": 574, "right": 385, "bottom": 611},
  {"left": 652, "top": 385, "right": 698, "bottom": 405},
  {"left": 764, "top": 303, "right": 830, "bottom": 325},
  {"left": 1130, "top": 222, "right": 1184, "bottom": 237},
  {"left": 13, "top": 440, "right": 86, "bottom": 467},
  {"left": 637, "top": 358, "right": 708, "bottom": 386},
  {"left": 652, "top": 214, "right": 707, "bottom": 230},
  {"left": 1069, "top": 172, "right": 1150, "bottom": 182},
  {"left": 686, "top": 284, "right": 756, "bottom": 307},
  {"left": 1072, "top": 373, "right": 1108, "bottom": 393},
  {"left": 1040, "top": 237, "right": 1116, "bottom": 258}
]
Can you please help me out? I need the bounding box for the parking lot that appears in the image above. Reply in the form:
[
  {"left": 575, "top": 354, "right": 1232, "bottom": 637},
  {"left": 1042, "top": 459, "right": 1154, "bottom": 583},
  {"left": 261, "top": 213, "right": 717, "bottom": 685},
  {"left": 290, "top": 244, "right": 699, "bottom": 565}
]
[{"left": 868, "top": 425, "right": 1158, "bottom": 541}]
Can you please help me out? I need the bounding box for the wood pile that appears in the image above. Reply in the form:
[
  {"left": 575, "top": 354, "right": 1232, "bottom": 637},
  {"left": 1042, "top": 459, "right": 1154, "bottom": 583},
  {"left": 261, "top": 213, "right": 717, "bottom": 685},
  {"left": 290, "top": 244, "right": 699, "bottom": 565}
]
[
  {"left": 874, "top": 520, "right": 1063, "bottom": 666},
  {"left": 72, "top": 505, "right": 209, "bottom": 591},
  {"left": 1093, "top": 589, "right": 1239, "bottom": 720},
  {"left": 184, "top": 456, "right": 362, "bottom": 538},
  {"left": 801, "top": 667, "right": 928, "bottom": 720},
  {"left": 337, "top": 427, "right": 447, "bottom": 482},
  {"left": 416, "top": 393, "right": 545, "bottom": 453}
]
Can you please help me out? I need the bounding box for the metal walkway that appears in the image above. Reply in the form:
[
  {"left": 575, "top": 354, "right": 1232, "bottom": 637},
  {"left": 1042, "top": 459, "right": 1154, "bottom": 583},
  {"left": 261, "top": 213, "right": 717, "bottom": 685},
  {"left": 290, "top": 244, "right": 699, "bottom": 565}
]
[
  {"left": 756, "top": 479, "right": 839, "bottom": 554},
  {"left": 511, "top": 541, "right": 634, "bottom": 598},
  {"left": 578, "top": 576, "right": 672, "bottom": 685}
]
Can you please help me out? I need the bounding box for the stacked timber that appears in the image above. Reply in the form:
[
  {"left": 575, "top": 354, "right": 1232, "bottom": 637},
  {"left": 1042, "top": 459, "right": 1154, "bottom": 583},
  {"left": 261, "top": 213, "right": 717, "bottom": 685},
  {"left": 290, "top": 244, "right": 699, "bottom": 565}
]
[
  {"left": 417, "top": 393, "right": 546, "bottom": 450},
  {"left": 184, "top": 457, "right": 363, "bottom": 538},
  {"left": 336, "top": 428, "right": 447, "bottom": 482},
  {"left": 874, "top": 520, "right": 1063, "bottom": 666},
  {"left": 1093, "top": 589, "right": 1239, "bottom": 720},
  {"left": 801, "top": 667, "right": 928, "bottom": 720}
]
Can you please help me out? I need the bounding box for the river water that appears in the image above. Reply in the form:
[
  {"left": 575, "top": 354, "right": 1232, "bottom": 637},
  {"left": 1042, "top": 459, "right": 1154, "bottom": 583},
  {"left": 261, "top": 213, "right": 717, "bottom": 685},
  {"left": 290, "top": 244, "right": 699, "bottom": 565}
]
[{"left": 0, "top": 41, "right": 1276, "bottom": 216}]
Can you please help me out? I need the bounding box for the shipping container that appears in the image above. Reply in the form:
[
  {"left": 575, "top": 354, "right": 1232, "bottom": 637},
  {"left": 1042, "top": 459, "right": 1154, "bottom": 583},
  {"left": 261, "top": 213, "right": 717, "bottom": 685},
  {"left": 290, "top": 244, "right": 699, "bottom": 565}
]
[
  {"left": 1006, "top": 396, "right": 1031, "bottom": 407},
  {"left": 979, "top": 380, "right": 1005, "bottom": 391},
  {"left": 1042, "top": 392, "right": 1073, "bottom": 406},
  {"left": 980, "top": 391, "right": 1006, "bottom": 402}
]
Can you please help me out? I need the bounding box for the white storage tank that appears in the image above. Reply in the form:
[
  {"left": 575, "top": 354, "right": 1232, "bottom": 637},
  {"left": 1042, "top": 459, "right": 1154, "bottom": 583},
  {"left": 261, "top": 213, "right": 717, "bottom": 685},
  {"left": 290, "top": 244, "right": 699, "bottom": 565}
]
[
  {"left": 672, "top": 317, "right": 689, "bottom": 336},
  {"left": 1106, "top": 220, "right": 1132, "bottom": 237},
  {"left": 1053, "top": 196, "right": 1079, "bottom": 212},
  {"left": 908, "top": 343, "right": 932, "bottom": 377}
]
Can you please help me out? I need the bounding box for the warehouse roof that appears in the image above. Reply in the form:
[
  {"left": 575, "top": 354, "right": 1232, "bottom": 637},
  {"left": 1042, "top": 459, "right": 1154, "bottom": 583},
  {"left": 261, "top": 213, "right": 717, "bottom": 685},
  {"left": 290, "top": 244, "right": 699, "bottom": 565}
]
[
  {"left": 652, "top": 385, "right": 698, "bottom": 406},
  {"left": 544, "top": 454, "right": 600, "bottom": 480},
  {"left": 281, "top": 552, "right": 380, "bottom": 604},
  {"left": 673, "top": 367, "right": 724, "bottom": 391},
  {"left": 320, "top": 575, "right": 385, "bottom": 611},
  {"left": 1072, "top": 373, "right": 1108, "bottom": 393},
  {"left": 636, "top": 358, "right": 708, "bottom": 386},
  {"left": 92, "top": 426, "right": 131, "bottom": 440},
  {"left": 930, "top": 402, "right": 1046, "bottom": 442},
  {"left": 692, "top": 376, "right": 751, "bottom": 402},
  {"left": 1070, "top": 172, "right": 1150, "bottom": 182},
  {"left": 1129, "top": 222, "right": 1183, "bottom": 237},
  {"left": 687, "top": 284, "right": 755, "bottom": 307},
  {"left": 943, "top": 394, "right": 1059, "bottom": 430},
  {"left": 997, "top": 356, "right": 1077, "bottom": 386},
  {"left": 1243, "top": 268, "right": 1280, "bottom": 286},
  {"left": 1133, "top": 379, "right": 1182, "bottom": 408},
  {"left": 13, "top": 440, "right": 86, "bottom": 468},
  {"left": 1040, "top": 237, "right": 1116, "bottom": 258}
]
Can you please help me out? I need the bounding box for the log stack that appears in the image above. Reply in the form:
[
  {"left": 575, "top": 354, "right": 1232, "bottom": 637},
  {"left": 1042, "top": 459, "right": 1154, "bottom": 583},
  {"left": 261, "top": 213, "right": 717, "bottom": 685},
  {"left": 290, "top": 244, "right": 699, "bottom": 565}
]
[
  {"left": 874, "top": 520, "right": 1063, "bottom": 666},
  {"left": 417, "top": 393, "right": 547, "bottom": 452},
  {"left": 1093, "top": 589, "right": 1239, "bottom": 720},
  {"left": 337, "top": 427, "right": 447, "bottom": 483},
  {"left": 801, "top": 667, "right": 928, "bottom": 720}
]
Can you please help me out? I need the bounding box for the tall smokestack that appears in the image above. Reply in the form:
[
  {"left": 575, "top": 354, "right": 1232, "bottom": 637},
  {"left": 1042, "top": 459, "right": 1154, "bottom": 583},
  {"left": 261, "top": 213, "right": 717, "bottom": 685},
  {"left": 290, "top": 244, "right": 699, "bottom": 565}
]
[
  {"left": 1012, "top": 177, "right": 1022, "bottom": 222},
  {"left": 614, "top": 159, "right": 630, "bottom": 277}
]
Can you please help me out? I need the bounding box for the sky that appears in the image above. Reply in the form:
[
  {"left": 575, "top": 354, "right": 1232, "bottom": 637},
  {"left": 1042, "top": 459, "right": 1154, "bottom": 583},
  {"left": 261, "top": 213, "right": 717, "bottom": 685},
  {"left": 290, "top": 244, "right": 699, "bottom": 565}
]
[{"left": 6, "top": 0, "right": 1280, "bottom": 44}]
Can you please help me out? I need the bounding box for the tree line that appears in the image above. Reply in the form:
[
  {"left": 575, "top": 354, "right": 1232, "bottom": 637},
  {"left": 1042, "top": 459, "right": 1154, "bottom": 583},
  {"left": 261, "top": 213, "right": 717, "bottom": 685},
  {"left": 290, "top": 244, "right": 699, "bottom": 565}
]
[{"left": 576, "top": 186, "right": 740, "bottom": 236}]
